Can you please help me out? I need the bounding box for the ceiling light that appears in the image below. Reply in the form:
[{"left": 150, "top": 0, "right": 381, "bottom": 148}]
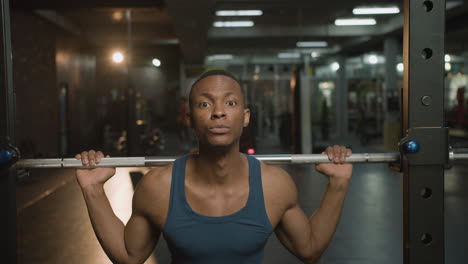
[
  {"left": 363, "top": 54, "right": 385, "bottom": 64},
  {"left": 311, "top": 52, "right": 320, "bottom": 58},
  {"left": 112, "top": 11, "right": 124, "bottom": 21},
  {"left": 445, "top": 62, "right": 452, "bottom": 71},
  {"left": 335, "top": 18, "right": 377, "bottom": 26},
  {"left": 296, "top": 41, "right": 328, "bottom": 48},
  {"left": 397, "top": 63, "right": 404, "bottom": 73},
  {"left": 319, "top": 82, "right": 331, "bottom": 90},
  {"left": 278, "top": 53, "right": 300, "bottom": 59},
  {"left": 353, "top": 6, "right": 400, "bottom": 15},
  {"left": 152, "top": 58, "right": 161, "bottom": 67},
  {"left": 213, "top": 21, "right": 254, "bottom": 27},
  {"left": 112, "top": 52, "right": 124, "bottom": 63},
  {"left": 331, "top": 62, "right": 340, "bottom": 71},
  {"left": 207, "top": 54, "right": 233, "bottom": 61},
  {"left": 368, "top": 55, "right": 378, "bottom": 64},
  {"left": 216, "top": 10, "right": 263, "bottom": 16},
  {"left": 445, "top": 54, "right": 451, "bottom": 62}
]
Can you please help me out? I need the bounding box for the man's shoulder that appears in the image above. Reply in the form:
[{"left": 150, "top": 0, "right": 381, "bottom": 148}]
[
  {"left": 144, "top": 164, "right": 173, "bottom": 185},
  {"left": 132, "top": 164, "right": 173, "bottom": 228},
  {"left": 259, "top": 162, "right": 297, "bottom": 206},
  {"left": 133, "top": 164, "right": 173, "bottom": 205},
  {"left": 260, "top": 161, "right": 291, "bottom": 184}
]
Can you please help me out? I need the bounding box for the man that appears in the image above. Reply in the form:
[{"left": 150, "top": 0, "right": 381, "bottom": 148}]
[{"left": 75, "top": 70, "right": 353, "bottom": 264}]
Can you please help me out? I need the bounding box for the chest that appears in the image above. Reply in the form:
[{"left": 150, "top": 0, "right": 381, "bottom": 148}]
[
  {"left": 185, "top": 183, "right": 249, "bottom": 217},
  {"left": 184, "top": 179, "right": 286, "bottom": 229},
  {"left": 148, "top": 164, "right": 288, "bottom": 231},
  {"left": 164, "top": 220, "right": 270, "bottom": 262}
]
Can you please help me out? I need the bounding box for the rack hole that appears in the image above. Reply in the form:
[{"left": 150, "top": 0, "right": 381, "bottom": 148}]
[
  {"left": 423, "top": 1, "right": 434, "bottom": 12},
  {"left": 422, "top": 48, "right": 433, "bottom": 59},
  {"left": 420, "top": 187, "right": 432, "bottom": 199},
  {"left": 421, "top": 233, "right": 433, "bottom": 245}
]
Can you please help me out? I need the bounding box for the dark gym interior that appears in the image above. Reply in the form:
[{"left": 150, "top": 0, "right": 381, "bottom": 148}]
[{"left": 1, "top": 0, "right": 468, "bottom": 263}]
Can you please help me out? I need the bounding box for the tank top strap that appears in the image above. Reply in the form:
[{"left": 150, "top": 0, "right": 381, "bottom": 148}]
[
  {"left": 246, "top": 154, "right": 262, "bottom": 199},
  {"left": 173, "top": 154, "right": 190, "bottom": 199},
  {"left": 245, "top": 155, "right": 272, "bottom": 228},
  {"left": 164, "top": 154, "right": 190, "bottom": 231}
]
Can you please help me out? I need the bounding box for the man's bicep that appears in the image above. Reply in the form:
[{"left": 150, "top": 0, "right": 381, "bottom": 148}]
[
  {"left": 275, "top": 203, "right": 313, "bottom": 259},
  {"left": 124, "top": 168, "right": 166, "bottom": 263},
  {"left": 265, "top": 165, "right": 314, "bottom": 260},
  {"left": 124, "top": 211, "right": 160, "bottom": 263}
]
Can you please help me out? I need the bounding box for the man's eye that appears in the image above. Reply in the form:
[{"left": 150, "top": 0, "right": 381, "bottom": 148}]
[
  {"left": 199, "top": 102, "right": 210, "bottom": 108},
  {"left": 227, "top": 101, "right": 237, "bottom": 106}
]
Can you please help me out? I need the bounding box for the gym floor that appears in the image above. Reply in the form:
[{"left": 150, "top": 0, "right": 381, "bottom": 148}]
[{"left": 16, "top": 133, "right": 468, "bottom": 264}]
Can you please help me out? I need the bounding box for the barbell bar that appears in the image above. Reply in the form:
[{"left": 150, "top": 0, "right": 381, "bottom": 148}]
[{"left": 13, "top": 149, "right": 468, "bottom": 169}]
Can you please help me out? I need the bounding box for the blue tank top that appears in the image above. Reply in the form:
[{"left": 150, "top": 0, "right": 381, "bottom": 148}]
[{"left": 162, "top": 154, "right": 274, "bottom": 264}]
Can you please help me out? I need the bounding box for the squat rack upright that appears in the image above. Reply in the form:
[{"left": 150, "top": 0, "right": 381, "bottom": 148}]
[
  {"left": 402, "top": 0, "right": 446, "bottom": 263},
  {"left": 0, "top": 0, "right": 16, "bottom": 263}
]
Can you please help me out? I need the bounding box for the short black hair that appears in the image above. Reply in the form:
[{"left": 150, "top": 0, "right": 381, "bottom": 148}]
[
  {"left": 192, "top": 69, "right": 241, "bottom": 88},
  {"left": 188, "top": 69, "right": 244, "bottom": 109}
]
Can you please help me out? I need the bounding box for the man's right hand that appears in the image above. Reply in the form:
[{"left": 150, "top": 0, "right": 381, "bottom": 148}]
[{"left": 75, "top": 150, "right": 116, "bottom": 189}]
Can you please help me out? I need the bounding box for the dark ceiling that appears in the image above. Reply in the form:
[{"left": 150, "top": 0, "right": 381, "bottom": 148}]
[{"left": 10, "top": 0, "right": 468, "bottom": 64}]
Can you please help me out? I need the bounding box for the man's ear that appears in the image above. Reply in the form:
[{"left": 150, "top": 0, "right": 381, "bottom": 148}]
[{"left": 243, "top": 108, "right": 250, "bottom": 128}]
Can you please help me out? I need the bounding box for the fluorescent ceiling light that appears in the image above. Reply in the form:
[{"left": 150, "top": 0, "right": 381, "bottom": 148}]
[
  {"left": 363, "top": 54, "right": 384, "bottom": 64},
  {"left": 445, "top": 62, "right": 452, "bottom": 71},
  {"left": 353, "top": 7, "right": 400, "bottom": 15},
  {"left": 397, "top": 63, "right": 404, "bottom": 73},
  {"left": 296, "top": 41, "right": 328, "bottom": 48},
  {"left": 335, "top": 18, "right": 376, "bottom": 26},
  {"left": 152, "top": 58, "right": 161, "bottom": 67},
  {"left": 368, "top": 55, "right": 378, "bottom": 64},
  {"left": 207, "top": 54, "right": 233, "bottom": 61},
  {"left": 331, "top": 62, "right": 340, "bottom": 71},
  {"left": 445, "top": 54, "right": 451, "bottom": 62},
  {"left": 213, "top": 21, "right": 254, "bottom": 27},
  {"left": 216, "top": 10, "right": 263, "bottom": 16},
  {"left": 278, "top": 53, "right": 300, "bottom": 59}
]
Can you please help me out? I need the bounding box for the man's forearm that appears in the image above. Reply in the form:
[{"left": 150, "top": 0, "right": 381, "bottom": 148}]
[
  {"left": 82, "top": 185, "right": 129, "bottom": 263},
  {"left": 308, "top": 180, "right": 350, "bottom": 256}
]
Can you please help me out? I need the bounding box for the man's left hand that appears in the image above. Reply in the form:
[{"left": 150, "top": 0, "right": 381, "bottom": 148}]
[{"left": 315, "top": 145, "right": 353, "bottom": 185}]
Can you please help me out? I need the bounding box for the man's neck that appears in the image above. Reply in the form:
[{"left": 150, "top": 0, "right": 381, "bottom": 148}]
[{"left": 190, "top": 144, "right": 247, "bottom": 186}]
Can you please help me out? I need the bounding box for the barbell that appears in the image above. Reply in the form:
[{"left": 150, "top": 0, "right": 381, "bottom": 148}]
[
  {"left": 12, "top": 149, "right": 468, "bottom": 169},
  {"left": 1, "top": 135, "right": 467, "bottom": 169}
]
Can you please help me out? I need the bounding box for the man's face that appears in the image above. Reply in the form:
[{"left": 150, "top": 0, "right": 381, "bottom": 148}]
[{"left": 187, "top": 75, "right": 250, "bottom": 149}]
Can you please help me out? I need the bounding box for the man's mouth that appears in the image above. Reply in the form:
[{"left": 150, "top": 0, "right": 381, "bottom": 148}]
[{"left": 208, "top": 125, "right": 230, "bottom": 134}]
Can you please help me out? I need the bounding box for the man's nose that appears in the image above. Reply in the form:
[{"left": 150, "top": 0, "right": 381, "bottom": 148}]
[{"left": 211, "top": 104, "right": 226, "bottom": 119}]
